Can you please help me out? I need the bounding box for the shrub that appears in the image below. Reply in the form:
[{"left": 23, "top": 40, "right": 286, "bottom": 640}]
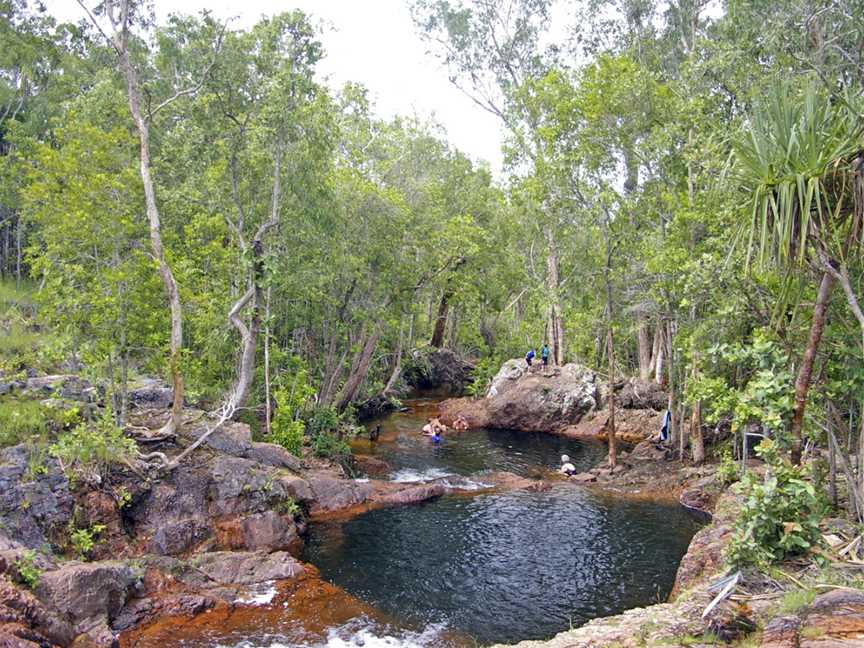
[
  {"left": 69, "top": 524, "right": 106, "bottom": 559},
  {"left": 726, "top": 439, "right": 826, "bottom": 568},
  {"left": 50, "top": 410, "right": 135, "bottom": 483},
  {"left": 272, "top": 418, "right": 305, "bottom": 456},
  {"left": 718, "top": 446, "right": 739, "bottom": 485},
  {"left": 465, "top": 356, "right": 497, "bottom": 398},
  {"left": 311, "top": 430, "right": 351, "bottom": 459},
  {"left": 13, "top": 550, "right": 41, "bottom": 589}
]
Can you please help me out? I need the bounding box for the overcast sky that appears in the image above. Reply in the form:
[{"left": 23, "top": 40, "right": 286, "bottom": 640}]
[{"left": 45, "top": 0, "right": 507, "bottom": 175}]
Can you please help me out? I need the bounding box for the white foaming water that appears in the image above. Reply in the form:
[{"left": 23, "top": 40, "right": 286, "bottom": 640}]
[
  {"left": 390, "top": 467, "right": 454, "bottom": 483},
  {"left": 235, "top": 582, "right": 278, "bottom": 606},
  {"left": 226, "top": 619, "right": 446, "bottom": 648}
]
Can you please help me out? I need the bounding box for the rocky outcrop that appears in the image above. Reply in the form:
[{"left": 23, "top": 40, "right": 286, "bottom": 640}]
[
  {"left": 35, "top": 561, "right": 138, "bottom": 647},
  {"left": 439, "top": 360, "right": 598, "bottom": 433},
  {"left": 0, "top": 445, "right": 73, "bottom": 551},
  {"left": 760, "top": 589, "right": 864, "bottom": 646},
  {"left": 403, "top": 348, "right": 474, "bottom": 395}
]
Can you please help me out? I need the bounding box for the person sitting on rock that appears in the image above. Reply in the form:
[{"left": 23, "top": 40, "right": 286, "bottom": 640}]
[{"left": 559, "top": 454, "right": 577, "bottom": 476}]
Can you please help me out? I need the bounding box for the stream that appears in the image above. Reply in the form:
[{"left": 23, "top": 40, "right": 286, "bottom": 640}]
[{"left": 138, "top": 397, "right": 702, "bottom": 648}]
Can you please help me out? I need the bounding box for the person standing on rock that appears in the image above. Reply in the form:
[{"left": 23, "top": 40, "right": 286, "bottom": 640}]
[
  {"left": 541, "top": 343, "right": 550, "bottom": 370},
  {"left": 525, "top": 348, "right": 536, "bottom": 368}
]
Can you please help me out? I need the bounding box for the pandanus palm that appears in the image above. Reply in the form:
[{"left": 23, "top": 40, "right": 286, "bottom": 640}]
[{"left": 734, "top": 82, "right": 864, "bottom": 464}]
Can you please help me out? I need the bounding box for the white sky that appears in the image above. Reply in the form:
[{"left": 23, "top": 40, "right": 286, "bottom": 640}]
[{"left": 45, "top": 0, "right": 507, "bottom": 176}]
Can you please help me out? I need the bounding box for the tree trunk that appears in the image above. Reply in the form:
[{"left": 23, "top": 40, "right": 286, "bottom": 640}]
[
  {"left": 384, "top": 320, "right": 404, "bottom": 395},
  {"left": 665, "top": 320, "right": 679, "bottom": 456},
  {"left": 430, "top": 287, "right": 451, "bottom": 348},
  {"left": 15, "top": 215, "right": 22, "bottom": 289},
  {"left": 653, "top": 326, "right": 664, "bottom": 385},
  {"left": 117, "top": 35, "right": 185, "bottom": 435},
  {"left": 335, "top": 326, "right": 381, "bottom": 412},
  {"left": 544, "top": 225, "right": 565, "bottom": 365},
  {"left": 606, "top": 326, "right": 617, "bottom": 468},
  {"left": 638, "top": 317, "right": 652, "bottom": 381},
  {"left": 225, "top": 150, "right": 282, "bottom": 413},
  {"left": 264, "top": 285, "right": 272, "bottom": 436},
  {"left": 690, "top": 352, "right": 704, "bottom": 464},
  {"left": 789, "top": 271, "right": 835, "bottom": 465}
]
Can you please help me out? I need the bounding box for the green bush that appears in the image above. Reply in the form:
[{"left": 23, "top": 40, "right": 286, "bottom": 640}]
[
  {"left": 272, "top": 418, "right": 305, "bottom": 456},
  {"left": 726, "top": 439, "right": 826, "bottom": 568},
  {"left": 311, "top": 430, "right": 351, "bottom": 459},
  {"left": 718, "top": 446, "right": 739, "bottom": 485},
  {"left": 306, "top": 405, "right": 339, "bottom": 436},
  {"left": 69, "top": 523, "right": 106, "bottom": 559},
  {"left": 465, "top": 357, "right": 496, "bottom": 398},
  {"left": 13, "top": 550, "right": 41, "bottom": 589},
  {"left": 50, "top": 410, "right": 135, "bottom": 483}
]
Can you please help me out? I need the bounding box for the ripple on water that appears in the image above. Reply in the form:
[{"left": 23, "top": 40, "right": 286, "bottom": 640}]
[{"left": 303, "top": 486, "right": 702, "bottom": 645}]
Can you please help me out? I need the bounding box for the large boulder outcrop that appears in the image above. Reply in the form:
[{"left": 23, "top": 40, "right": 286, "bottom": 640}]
[
  {"left": 35, "top": 561, "right": 138, "bottom": 647},
  {"left": 439, "top": 360, "right": 598, "bottom": 433},
  {"left": 403, "top": 348, "right": 475, "bottom": 395}
]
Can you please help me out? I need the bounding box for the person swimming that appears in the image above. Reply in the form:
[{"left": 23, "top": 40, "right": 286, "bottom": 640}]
[{"left": 559, "top": 454, "right": 577, "bottom": 476}]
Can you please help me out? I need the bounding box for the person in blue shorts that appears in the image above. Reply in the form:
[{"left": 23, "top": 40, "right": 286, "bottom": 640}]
[{"left": 525, "top": 348, "right": 536, "bottom": 367}]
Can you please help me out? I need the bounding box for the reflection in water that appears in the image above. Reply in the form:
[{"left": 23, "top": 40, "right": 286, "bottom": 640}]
[{"left": 303, "top": 487, "right": 701, "bottom": 645}]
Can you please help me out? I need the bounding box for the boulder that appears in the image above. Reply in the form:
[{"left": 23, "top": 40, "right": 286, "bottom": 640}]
[
  {"left": 369, "top": 482, "right": 447, "bottom": 508},
  {"left": 196, "top": 422, "right": 253, "bottom": 457},
  {"left": 353, "top": 455, "right": 391, "bottom": 478},
  {"left": 0, "top": 575, "right": 73, "bottom": 647},
  {"left": 127, "top": 378, "right": 174, "bottom": 410},
  {"left": 0, "top": 446, "right": 73, "bottom": 549},
  {"left": 356, "top": 394, "right": 400, "bottom": 422},
  {"left": 148, "top": 518, "right": 211, "bottom": 556},
  {"left": 191, "top": 551, "right": 304, "bottom": 586},
  {"left": 244, "top": 442, "right": 302, "bottom": 472},
  {"left": 24, "top": 375, "right": 94, "bottom": 401},
  {"left": 439, "top": 360, "right": 598, "bottom": 433},
  {"left": 306, "top": 473, "right": 374, "bottom": 516},
  {"left": 760, "top": 616, "right": 801, "bottom": 648},
  {"left": 571, "top": 472, "right": 596, "bottom": 483},
  {"left": 214, "top": 511, "right": 299, "bottom": 553},
  {"left": 403, "top": 348, "right": 475, "bottom": 395},
  {"left": 35, "top": 561, "right": 137, "bottom": 646}
]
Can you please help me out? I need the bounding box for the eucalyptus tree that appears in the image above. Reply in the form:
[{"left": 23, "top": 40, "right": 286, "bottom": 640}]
[
  {"left": 74, "top": 0, "right": 223, "bottom": 436},
  {"left": 411, "top": 0, "right": 572, "bottom": 365}
]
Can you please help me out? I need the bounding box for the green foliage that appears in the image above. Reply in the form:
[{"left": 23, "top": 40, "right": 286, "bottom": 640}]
[
  {"left": 687, "top": 330, "right": 793, "bottom": 436},
  {"left": 270, "top": 357, "right": 317, "bottom": 456},
  {"left": 69, "top": 524, "right": 106, "bottom": 560},
  {"left": 778, "top": 587, "right": 817, "bottom": 615},
  {"left": 49, "top": 411, "right": 136, "bottom": 483},
  {"left": 272, "top": 419, "right": 305, "bottom": 457},
  {"left": 274, "top": 496, "right": 301, "bottom": 517},
  {"left": 465, "top": 356, "right": 496, "bottom": 398},
  {"left": 726, "top": 440, "right": 826, "bottom": 569},
  {"left": 718, "top": 447, "right": 739, "bottom": 485},
  {"left": 13, "top": 550, "right": 41, "bottom": 589},
  {"left": 310, "top": 430, "right": 351, "bottom": 460}
]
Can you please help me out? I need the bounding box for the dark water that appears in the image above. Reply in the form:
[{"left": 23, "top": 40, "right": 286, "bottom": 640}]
[
  {"left": 299, "top": 399, "right": 703, "bottom": 645},
  {"left": 303, "top": 488, "right": 700, "bottom": 645},
  {"left": 351, "top": 396, "right": 607, "bottom": 481}
]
